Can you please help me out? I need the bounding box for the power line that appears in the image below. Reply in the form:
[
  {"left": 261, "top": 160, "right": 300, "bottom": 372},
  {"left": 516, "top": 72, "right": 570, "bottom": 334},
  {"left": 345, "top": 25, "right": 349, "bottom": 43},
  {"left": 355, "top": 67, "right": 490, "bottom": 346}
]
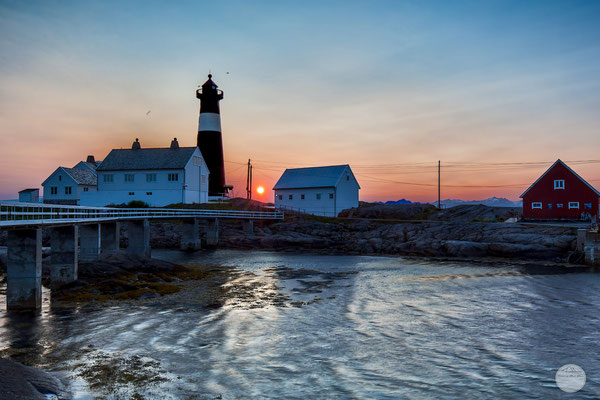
[{"left": 223, "top": 158, "right": 600, "bottom": 190}]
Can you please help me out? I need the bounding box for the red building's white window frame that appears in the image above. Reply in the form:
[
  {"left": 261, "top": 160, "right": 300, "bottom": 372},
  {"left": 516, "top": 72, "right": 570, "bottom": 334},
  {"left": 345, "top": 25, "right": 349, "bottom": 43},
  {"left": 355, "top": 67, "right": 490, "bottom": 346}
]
[
  {"left": 568, "top": 202, "right": 579, "bottom": 209},
  {"left": 554, "top": 179, "right": 565, "bottom": 189},
  {"left": 532, "top": 202, "right": 542, "bottom": 209}
]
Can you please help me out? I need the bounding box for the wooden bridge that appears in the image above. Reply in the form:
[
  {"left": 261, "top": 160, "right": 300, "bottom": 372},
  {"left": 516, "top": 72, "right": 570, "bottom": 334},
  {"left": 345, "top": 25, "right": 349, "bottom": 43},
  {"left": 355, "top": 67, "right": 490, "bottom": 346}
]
[{"left": 0, "top": 202, "right": 284, "bottom": 311}]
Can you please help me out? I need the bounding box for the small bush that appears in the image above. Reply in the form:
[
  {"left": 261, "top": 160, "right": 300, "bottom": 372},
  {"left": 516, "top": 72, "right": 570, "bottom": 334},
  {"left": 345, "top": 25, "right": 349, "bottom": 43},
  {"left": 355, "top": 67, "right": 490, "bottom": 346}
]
[{"left": 106, "top": 201, "right": 150, "bottom": 208}]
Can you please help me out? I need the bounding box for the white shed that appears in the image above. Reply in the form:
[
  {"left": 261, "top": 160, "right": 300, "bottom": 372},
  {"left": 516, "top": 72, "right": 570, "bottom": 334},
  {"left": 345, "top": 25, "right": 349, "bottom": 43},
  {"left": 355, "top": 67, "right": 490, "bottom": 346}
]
[
  {"left": 18, "top": 188, "right": 40, "bottom": 203},
  {"left": 273, "top": 164, "right": 360, "bottom": 217}
]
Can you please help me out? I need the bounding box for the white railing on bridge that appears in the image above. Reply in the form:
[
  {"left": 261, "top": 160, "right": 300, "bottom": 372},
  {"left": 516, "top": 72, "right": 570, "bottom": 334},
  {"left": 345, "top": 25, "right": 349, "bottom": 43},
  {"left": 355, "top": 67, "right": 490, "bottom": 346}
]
[{"left": 0, "top": 202, "right": 284, "bottom": 228}]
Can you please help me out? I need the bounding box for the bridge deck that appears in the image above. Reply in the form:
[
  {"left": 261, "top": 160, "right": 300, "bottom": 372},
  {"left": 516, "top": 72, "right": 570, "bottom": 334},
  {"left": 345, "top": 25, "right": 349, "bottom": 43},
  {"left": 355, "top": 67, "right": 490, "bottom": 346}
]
[{"left": 0, "top": 202, "right": 284, "bottom": 229}]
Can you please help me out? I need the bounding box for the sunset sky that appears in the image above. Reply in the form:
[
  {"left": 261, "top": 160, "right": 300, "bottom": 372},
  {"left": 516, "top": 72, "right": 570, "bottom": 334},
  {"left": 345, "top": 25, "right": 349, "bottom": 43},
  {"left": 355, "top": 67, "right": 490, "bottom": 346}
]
[{"left": 1, "top": 0, "right": 599, "bottom": 203}]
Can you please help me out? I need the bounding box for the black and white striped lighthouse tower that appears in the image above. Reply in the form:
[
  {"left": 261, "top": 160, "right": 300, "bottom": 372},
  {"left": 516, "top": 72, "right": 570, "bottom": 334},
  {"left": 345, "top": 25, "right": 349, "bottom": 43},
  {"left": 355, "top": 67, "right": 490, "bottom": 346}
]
[{"left": 196, "top": 74, "right": 227, "bottom": 197}]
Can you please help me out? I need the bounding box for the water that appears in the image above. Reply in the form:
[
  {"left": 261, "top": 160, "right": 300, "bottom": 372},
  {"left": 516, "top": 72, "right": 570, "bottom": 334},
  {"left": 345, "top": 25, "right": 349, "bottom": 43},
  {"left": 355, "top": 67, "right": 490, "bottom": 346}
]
[{"left": 1, "top": 250, "right": 600, "bottom": 399}]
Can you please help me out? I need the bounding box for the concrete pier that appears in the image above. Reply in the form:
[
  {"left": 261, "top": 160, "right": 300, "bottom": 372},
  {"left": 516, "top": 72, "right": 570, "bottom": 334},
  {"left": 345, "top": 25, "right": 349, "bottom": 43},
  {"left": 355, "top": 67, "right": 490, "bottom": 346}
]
[
  {"left": 205, "top": 218, "right": 219, "bottom": 247},
  {"left": 180, "top": 218, "right": 201, "bottom": 251},
  {"left": 242, "top": 220, "right": 254, "bottom": 235},
  {"left": 577, "top": 229, "right": 587, "bottom": 252},
  {"left": 50, "top": 226, "right": 78, "bottom": 286},
  {"left": 127, "top": 219, "right": 151, "bottom": 256},
  {"left": 6, "top": 229, "right": 42, "bottom": 310},
  {"left": 80, "top": 224, "right": 100, "bottom": 261},
  {"left": 100, "top": 222, "right": 120, "bottom": 254},
  {"left": 584, "top": 231, "right": 600, "bottom": 266}
]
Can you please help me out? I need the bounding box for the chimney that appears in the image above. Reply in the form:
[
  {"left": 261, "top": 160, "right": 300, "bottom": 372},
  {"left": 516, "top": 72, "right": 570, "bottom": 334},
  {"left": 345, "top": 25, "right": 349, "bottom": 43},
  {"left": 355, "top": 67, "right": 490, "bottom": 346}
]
[
  {"left": 170, "top": 137, "right": 179, "bottom": 149},
  {"left": 86, "top": 155, "right": 96, "bottom": 163},
  {"left": 132, "top": 138, "right": 141, "bottom": 150}
]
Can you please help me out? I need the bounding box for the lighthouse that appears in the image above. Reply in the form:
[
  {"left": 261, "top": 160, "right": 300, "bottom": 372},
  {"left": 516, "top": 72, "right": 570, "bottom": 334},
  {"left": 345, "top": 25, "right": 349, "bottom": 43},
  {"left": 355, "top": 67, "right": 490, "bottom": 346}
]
[{"left": 196, "top": 74, "right": 228, "bottom": 197}]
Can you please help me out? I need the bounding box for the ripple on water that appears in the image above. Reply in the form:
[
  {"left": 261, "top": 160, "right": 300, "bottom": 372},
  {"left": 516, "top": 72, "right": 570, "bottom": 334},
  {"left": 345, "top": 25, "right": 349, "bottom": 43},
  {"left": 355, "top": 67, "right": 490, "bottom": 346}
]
[{"left": 2, "top": 250, "right": 600, "bottom": 399}]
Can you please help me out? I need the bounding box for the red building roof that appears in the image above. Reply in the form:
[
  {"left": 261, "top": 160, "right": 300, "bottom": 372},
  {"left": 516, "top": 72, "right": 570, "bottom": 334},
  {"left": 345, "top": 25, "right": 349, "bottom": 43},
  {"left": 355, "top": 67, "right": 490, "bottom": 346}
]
[{"left": 520, "top": 159, "right": 600, "bottom": 198}]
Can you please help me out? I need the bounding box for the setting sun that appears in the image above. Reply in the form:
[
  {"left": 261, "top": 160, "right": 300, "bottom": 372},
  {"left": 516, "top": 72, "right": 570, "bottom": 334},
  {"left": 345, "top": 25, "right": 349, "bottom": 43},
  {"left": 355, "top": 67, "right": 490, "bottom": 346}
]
[{"left": 256, "top": 186, "right": 265, "bottom": 195}]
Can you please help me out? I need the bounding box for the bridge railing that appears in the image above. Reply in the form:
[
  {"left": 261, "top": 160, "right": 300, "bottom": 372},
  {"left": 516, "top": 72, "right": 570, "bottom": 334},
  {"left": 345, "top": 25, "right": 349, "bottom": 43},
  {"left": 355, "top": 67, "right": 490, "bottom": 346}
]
[{"left": 0, "top": 201, "right": 284, "bottom": 227}]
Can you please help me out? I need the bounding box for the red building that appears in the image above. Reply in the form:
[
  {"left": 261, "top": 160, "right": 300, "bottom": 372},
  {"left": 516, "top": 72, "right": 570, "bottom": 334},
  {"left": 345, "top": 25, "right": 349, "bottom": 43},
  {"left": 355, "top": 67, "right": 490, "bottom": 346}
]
[{"left": 520, "top": 159, "right": 600, "bottom": 221}]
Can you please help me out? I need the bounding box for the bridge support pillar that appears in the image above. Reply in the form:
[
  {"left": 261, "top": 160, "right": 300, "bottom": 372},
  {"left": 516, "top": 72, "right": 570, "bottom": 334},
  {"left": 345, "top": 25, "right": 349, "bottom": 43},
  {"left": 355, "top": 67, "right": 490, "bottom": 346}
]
[
  {"left": 50, "top": 225, "right": 78, "bottom": 286},
  {"left": 100, "top": 222, "right": 120, "bottom": 254},
  {"left": 204, "top": 218, "right": 219, "bottom": 247},
  {"left": 242, "top": 220, "right": 254, "bottom": 235},
  {"left": 584, "top": 231, "right": 600, "bottom": 266},
  {"left": 181, "top": 218, "right": 201, "bottom": 251},
  {"left": 6, "top": 228, "right": 42, "bottom": 311},
  {"left": 127, "top": 219, "right": 151, "bottom": 257},
  {"left": 80, "top": 224, "right": 100, "bottom": 262}
]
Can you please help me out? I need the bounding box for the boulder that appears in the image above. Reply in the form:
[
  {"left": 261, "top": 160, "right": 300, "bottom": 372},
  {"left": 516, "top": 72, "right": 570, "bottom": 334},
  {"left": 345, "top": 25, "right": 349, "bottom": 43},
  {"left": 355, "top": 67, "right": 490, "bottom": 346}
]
[{"left": 0, "top": 358, "right": 71, "bottom": 400}]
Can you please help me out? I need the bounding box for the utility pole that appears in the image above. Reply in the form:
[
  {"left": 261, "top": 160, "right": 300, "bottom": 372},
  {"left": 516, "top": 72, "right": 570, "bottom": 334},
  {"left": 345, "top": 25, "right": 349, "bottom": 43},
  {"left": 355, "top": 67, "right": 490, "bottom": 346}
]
[
  {"left": 437, "top": 160, "right": 441, "bottom": 209},
  {"left": 246, "top": 159, "right": 253, "bottom": 200}
]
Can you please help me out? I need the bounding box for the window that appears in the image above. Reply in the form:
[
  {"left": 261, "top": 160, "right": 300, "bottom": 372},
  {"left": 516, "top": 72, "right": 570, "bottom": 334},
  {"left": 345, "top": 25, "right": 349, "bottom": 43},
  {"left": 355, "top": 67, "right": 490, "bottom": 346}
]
[
  {"left": 316, "top": 193, "right": 321, "bottom": 200},
  {"left": 168, "top": 173, "right": 179, "bottom": 182},
  {"left": 59, "top": 175, "right": 62, "bottom": 181},
  {"left": 128, "top": 192, "right": 134, "bottom": 196},
  {"left": 278, "top": 195, "right": 283, "bottom": 200},
  {"left": 125, "top": 174, "right": 134, "bottom": 183},
  {"left": 569, "top": 202, "right": 579, "bottom": 209},
  {"left": 146, "top": 192, "right": 152, "bottom": 195},
  {"left": 585, "top": 203, "right": 592, "bottom": 210},
  {"left": 50, "top": 187, "right": 57, "bottom": 195},
  {"left": 532, "top": 202, "right": 542, "bottom": 209},
  {"left": 554, "top": 180, "right": 565, "bottom": 189},
  {"left": 103, "top": 174, "right": 114, "bottom": 183},
  {"left": 557, "top": 203, "right": 564, "bottom": 208},
  {"left": 146, "top": 173, "right": 157, "bottom": 182},
  {"left": 83, "top": 187, "right": 89, "bottom": 192},
  {"left": 548, "top": 204, "right": 552, "bottom": 209},
  {"left": 193, "top": 156, "right": 201, "bottom": 165},
  {"left": 329, "top": 193, "right": 334, "bottom": 199},
  {"left": 346, "top": 175, "right": 350, "bottom": 181},
  {"left": 64, "top": 186, "right": 72, "bottom": 195},
  {"left": 301, "top": 194, "right": 305, "bottom": 200},
  {"left": 202, "top": 175, "right": 206, "bottom": 184},
  {"left": 289, "top": 194, "right": 293, "bottom": 200}
]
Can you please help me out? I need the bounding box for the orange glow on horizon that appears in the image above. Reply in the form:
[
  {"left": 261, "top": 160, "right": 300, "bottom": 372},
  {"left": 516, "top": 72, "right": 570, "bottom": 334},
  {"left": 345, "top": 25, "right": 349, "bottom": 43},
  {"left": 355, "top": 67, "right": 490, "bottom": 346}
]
[{"left": 256, "top": 186, "right": 265, "bottom": 195}]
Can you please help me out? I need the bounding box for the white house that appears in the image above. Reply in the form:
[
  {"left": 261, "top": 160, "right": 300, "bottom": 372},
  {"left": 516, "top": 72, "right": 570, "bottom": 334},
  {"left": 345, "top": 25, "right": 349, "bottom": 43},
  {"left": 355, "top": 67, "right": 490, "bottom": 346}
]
[
  {"left": 80, "top": 138, "right": 210, "bottom": 207},
  {"left": 273, "top": 164, "right": 360, "bottom": 217},
  {"left": 42, "top": 166, "right": 98, "bottom": 205}
]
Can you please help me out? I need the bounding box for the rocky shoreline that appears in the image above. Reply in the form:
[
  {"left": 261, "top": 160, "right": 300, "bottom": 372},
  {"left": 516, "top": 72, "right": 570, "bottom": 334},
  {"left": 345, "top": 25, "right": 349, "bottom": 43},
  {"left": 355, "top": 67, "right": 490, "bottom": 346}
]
[{"left": 151, "top": 217, "right": 578, "bottom": 263}]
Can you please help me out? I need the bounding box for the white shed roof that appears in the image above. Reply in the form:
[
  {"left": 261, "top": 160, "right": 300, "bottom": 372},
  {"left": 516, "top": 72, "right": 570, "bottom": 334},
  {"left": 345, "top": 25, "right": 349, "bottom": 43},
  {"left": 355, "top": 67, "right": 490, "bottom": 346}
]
[{"left": 273, "top": 164, "right": 359, "bottom": 190}]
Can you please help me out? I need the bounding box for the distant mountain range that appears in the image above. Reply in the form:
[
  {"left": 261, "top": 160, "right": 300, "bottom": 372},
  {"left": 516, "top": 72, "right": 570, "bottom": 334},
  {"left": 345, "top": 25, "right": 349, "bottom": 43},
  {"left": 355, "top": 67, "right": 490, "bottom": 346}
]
[
  {"left": 378, "top": 199, "right": 413, "bottom": 205},
  {"left": 377, "top": 197, "right": 522, "bottom": 208},
  {"left": 437, "top": 197, "right": 522, "bottom": 208}
]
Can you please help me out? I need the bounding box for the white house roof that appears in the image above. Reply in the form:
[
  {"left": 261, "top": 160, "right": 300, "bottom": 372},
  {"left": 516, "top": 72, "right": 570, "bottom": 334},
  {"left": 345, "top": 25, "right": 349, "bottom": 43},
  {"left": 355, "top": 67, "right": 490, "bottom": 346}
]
[
  {"left": 520, "top": 159, "right": 600, "bottom": 198},
  {"left": 42, "top": 167, "right": 97, "bottom": 187},
  {"left": 73, "top": 161, "right": 100, "bottom": 174},
  {"left": 273, "top": 164, "right": 357, "bottom": 190},
  {"left": 65, "top": 168, "right": 97, "bottom": 185},
  {"left": 97, "top": 147, "right": 197, "bottom": 171}
]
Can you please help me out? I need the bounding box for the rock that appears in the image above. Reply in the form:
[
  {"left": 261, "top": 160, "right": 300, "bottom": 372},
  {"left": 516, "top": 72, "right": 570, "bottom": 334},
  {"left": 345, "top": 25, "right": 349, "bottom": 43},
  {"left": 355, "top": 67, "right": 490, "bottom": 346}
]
[
  {"left": 0, "top": 358, "right": 71, "bottom": 400},
  {"left": 112, "top": 215, "right": 580, "bottom": 263},
  {"left": 138, "top": 292, "right": 160, "bottom": 300},
  {"left": 368, "top": 238, "right": 383, "bottom": 252},
  {"left": 444, "top": 240, "right": 489, "bottom": 258}
]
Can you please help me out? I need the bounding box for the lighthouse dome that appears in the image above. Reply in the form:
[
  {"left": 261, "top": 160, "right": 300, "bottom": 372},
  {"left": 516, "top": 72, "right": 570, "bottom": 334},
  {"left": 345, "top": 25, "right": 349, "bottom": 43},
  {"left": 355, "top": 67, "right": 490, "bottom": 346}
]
[{"left": 202, "top": 74, "right": 218, "bottom": 90}]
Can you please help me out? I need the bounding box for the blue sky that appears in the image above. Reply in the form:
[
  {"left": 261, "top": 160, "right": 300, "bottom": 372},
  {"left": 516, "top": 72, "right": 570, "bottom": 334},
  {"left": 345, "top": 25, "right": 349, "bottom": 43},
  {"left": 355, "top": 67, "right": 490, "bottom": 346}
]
[{"left": 1, "top": 0, "right": 599, "bottom": 201}]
